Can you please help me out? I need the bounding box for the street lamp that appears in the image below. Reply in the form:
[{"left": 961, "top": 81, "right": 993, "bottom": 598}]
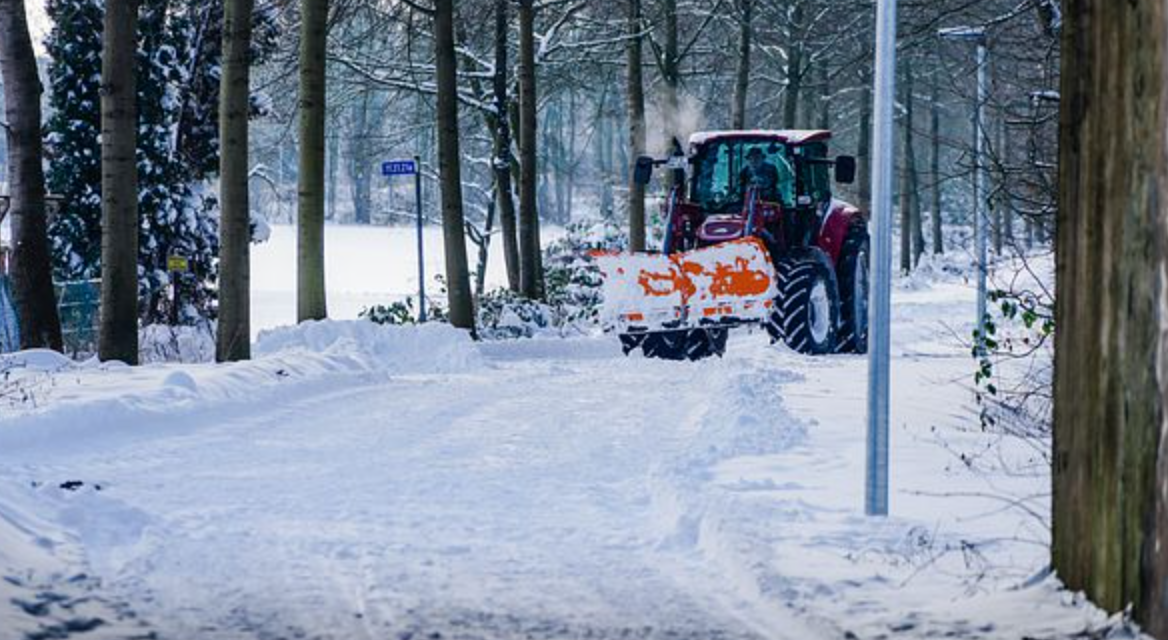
[
  {"left": 939, "top": 26, "right": 990, "bottom": 351},
  {"left": 865, "top": 0, "right": 898, "bottom": 517}
]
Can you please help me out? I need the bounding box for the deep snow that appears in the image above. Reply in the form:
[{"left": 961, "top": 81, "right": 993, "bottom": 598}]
[
  {"left": 249, "top": 224, "right": 565, "bottom": 337},
  {"left": 0, "top": 255, "right": 1134, "bottom": 639}
]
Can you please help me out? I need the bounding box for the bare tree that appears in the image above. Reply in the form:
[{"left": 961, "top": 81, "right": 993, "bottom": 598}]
[
  {"left": 627, "top": 0, "right": 647, "bottom": 251},
  {"left": 493, "top": 0, "right": 520, "bottom": 292},
  {"left": 298, "top": 0, "right": 328, "bottom": 322},
  {"left": 217, "top": 0, "right": 254, "bottom": 361},
  {"left": 730, "top": 0, "right": 752, "bottom": 130},
  {"left": 0, "top": 0, "right": 63, "bottom": 351},
  {"left": 930, "top": 56, "right": 943, "bottom": 254},
  {"left": 517, "top": 0, "right": 544, "bottom": 298},
  {"left": 99, "top": 0, "right": 140, "bottom": 364},
  {"left": 432, "top": 0, "right": 475, "bottom": 326},
  {"left": 1053, "top": 0, "right": 1168, "bottom": 634}
]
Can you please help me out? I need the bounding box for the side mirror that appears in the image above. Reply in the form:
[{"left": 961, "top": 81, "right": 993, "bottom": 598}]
[
  {"left": 633, "top": 156, "right": 655, "bottom": 186},
  {"left": 835, "top": 155, "right": 857, "bottom": 185}
]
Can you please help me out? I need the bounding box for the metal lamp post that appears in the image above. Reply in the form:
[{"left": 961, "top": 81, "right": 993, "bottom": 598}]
[
  {"left": 939, "top": 26, "right": 990, "bottom": 351},
  {"left": 865, "top": 0, "right": 898, "bottom": 517}
]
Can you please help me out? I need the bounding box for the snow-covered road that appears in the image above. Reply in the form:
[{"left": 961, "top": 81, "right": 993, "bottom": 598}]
[{"left": 0, "top": 271, "right": 1123, "bottom": 639}]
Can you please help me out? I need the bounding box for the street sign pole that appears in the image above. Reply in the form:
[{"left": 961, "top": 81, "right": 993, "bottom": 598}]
[
  {"left": 414, "top": 155, "right": 426, "bottom": 322},
  {"left": 866, "top": 0, "right": 898, "bottom": 517},
  {"left": 382, "top": 157, "right": 426, "bottom": 322}
]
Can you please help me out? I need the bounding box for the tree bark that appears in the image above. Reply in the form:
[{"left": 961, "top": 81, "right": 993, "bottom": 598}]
[
  {"left": 899, "top": 62, "right": 915, "bottom": 274},
  {"left": 782, "top": 3, "right": 804, "bottom": 129},
  {"left": 816, "top": 62, "right": 830, "bottom": 130},
  {"left": 99, "top": 0, "right": 139, "bottom": 364},
  {"left": 433, "top": 0, "right": 475, "bottom": 327},
  {"left": 857, "top": 66, "right": 872, "bottom": 213},
  {"left": 517, "top": 0, "right": 544, "bottom": 299},
  {"left": 216, "top": 0, "right": 253, "bottom": 362},
  {"left": 297, "top": 0, "right": 328, "bottom": 322},
  {"left": 659, "top": 0, "right": 680, "bottom": 147},
  {"left": 492, "top": 0, "right": 520, "bottom": 292},
  {"left": 349, "top": 93, "right": 373, "bottom": 225},
  {"left": 0, "top": 0, "right": 63, "bottom": 352},
  {"left": 1054, "top": 0, "right": 1168, "bottom": 633},
  {"left": 731, "top": 0, "right": 751, "bottom": 130},
  {"left": 626, "top": 0, "right": 647, "bottom": 251},
  {"left": 930, "top": 61, "right": 943, "bottom": 254}
]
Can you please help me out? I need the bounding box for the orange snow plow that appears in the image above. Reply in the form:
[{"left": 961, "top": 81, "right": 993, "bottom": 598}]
[
  {"left": 596, "top": 237, "right": 777, "bottom": 335},
  {"left": 600, "top": 130, "right": 870, "bottom": 361}
]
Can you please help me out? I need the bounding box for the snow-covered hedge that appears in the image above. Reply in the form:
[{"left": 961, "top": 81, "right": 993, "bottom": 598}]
[
  {"left": 476, "top": 219, "right": 624, "bottom": 340},
  {"left": 139, "top": 323, "right": 216, "bottom": 364}
]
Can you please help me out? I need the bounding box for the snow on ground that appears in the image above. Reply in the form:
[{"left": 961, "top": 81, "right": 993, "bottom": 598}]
[
  {"left": 0, "top": 250, "right": 1131, "bottom": 639},
  {"left": 249, "top": 224, "right": 565, "bottom": 337}
]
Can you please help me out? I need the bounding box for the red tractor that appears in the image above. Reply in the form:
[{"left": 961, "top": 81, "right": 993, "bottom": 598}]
[{"left": 597, "top": 130, "right": 870, "bottom": 360}]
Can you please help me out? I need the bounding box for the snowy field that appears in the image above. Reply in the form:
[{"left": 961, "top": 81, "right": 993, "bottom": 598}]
[
  {"left": 0, "top": 238, "right": 1130, "bottom": 639},
  {"left": 249, "top": 224, "right": 564, "bottom": 336}
]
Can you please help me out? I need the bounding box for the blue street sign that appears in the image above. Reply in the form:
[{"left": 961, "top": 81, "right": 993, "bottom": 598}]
[{"left": 382, "top": 160, "right": 417, "bottom": 177}]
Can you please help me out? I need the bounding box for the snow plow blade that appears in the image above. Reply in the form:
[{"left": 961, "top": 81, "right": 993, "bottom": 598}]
[{"left": 595, "top": 237, "right": 778, "bottom": 336}]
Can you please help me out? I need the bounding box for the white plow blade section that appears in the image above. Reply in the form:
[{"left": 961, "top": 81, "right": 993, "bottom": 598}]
[{"left": 596, "top": 237, "right": 778, "bottom": 333}]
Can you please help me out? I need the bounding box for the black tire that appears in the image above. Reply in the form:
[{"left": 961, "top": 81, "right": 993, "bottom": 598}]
[
  {"left": 765, "top": 250, "right": 840, "bottom": 355},
  {"left": 626, "top": 328, "right": 728, "bottom": 361},
  {"left": 837, "top": 223, "right": 870, "bottom": 354},
  {"left": 619, "top": 333, "right": 645, "bottom": 355},
  {"left": 639, "top": 330, "right": 689, "bottom": 360},
  {"left": 707, "top": 327, "right": 729, "bottom": 358}
]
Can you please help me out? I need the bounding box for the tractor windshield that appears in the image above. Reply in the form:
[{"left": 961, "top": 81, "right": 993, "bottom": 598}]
[{"left": 691, "top": 139, "right": 795, "bottom": 211}]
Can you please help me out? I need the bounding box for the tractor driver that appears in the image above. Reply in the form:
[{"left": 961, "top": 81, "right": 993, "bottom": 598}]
[{"left": 739, "top": 146, "right": 781, "bottom": 202}]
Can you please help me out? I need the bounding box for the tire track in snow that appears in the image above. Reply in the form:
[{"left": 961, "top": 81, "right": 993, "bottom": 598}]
[{"left": 3, "top": 338, "right": 824, "bottom": 639}]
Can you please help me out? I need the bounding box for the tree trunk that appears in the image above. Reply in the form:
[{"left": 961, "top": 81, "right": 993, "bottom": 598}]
[
  {"left": 433, "top": 0, "right": 475, "bottom": 327},
  {"left": 783, "top": 4, "right": 804, "bottom": 129},
  {"left": 349, "top": 92, "right": 373, "bottom": 225},
  {"left": 0, "top": 0, "right": 63, "bottom": 352},
  {"left": 1054, "top": 0, "right": 1168, "bottom": 634},
  {"left": 857, "top": 66, "right": 872, "bottom": 212},
  {"left": 517, "top": 0, "right": 544, "bottom": 299},
  {"left": 731, "top": 0, "right": 752, "bottom": 130},
  {"left": 492, "top": 0, "right": 520, "bottom": 292},
  {"left": 660, "top": 0, "right": 680, "bottom": 148},
  {"left": 930, "top": 62, "right": 943, "bottom": 254},
  {"left": 476, "top": 192, "right": 497, "bottom": 297},
  {"left": 297, "top": 0, "right": 327, "bottom": 321},
  {"left": 626, "top": 0, "right": 646, "bottom": 251},
  {"left": 216, "top": 0, "right": 253, "bottom": 362},
  {"left": 326, "top": 117, "right": 338, "bottom": 221},
  {"left": 816, "top": 62, "right": 830, "bottom": 130},
  {"left": 565, "top": 87, "right": 577, "bottom": 223},
  {"left": 99, "top": 0, "right": 139, "bottom": 364},
  {"left": 898, "top": 62, "right": 914, "bottom": 275},
  {"left": 997, "top": 114, "right": 1013, "bottom": 251}
]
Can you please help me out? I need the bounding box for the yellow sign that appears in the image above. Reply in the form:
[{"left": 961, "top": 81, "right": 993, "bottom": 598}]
[{"left": 167, "top": 255, "right": 189, "bottom": 272}]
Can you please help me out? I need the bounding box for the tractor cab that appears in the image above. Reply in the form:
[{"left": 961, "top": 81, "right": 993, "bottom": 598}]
[{"left": 642, "top": 131, "right": 856, "bottom": 259}]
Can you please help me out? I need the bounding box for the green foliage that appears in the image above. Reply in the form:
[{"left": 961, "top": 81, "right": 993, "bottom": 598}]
[
  {"left": 973, "top": 287, "right": 1056, "bottom": 430},
  {"left": 44, "top": 0, "right": 279, "bottom": 326},
  {"left": 360, "top": 301, "right": 418, "bottom": 326}
]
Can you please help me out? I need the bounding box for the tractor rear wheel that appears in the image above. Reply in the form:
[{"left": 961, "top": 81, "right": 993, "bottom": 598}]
[
  {"left": 766, "top": 251, "right": 840, "bottom": 355},
  {"left": 837, "top": 223, "right": 870, "bottom": 354}
]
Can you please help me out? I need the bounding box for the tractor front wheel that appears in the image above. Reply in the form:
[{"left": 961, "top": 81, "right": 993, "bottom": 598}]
[
  {"left": 766, "top": 252, "right": 840, "bottom": 355},
  {"left": 622, "top": 328, "right": 729, "bottom": 361}
]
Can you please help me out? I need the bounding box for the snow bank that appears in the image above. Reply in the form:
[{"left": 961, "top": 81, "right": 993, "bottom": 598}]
[
  {"left": 255, "top": 319, "right": 482, "bottom": 374},
  {"left": 0, "top": 321, "right": 481, "bottom": 458}
]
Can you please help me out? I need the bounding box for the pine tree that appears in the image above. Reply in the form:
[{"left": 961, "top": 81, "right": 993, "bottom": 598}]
[
  {"left": 45, "top": 0, "right": 279, "bottom": 327},
  {"left": 45, "top": 0, "right": 104, "bottom": 282}
]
